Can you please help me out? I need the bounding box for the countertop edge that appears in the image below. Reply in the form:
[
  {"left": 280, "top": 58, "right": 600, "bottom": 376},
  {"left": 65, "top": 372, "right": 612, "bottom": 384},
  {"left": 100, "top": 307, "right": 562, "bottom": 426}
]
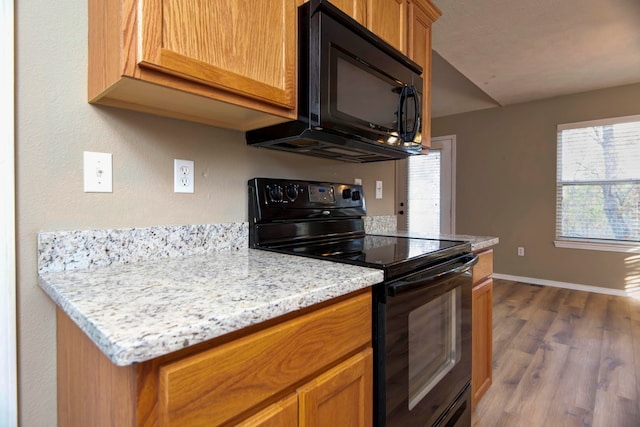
[{"left": 40, "top": 251, "right": 383, "bottom": 366}]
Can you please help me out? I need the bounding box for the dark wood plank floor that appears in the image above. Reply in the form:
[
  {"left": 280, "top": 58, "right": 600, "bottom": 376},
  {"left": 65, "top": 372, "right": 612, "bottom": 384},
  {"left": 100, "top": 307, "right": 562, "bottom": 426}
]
[{"left": 472, "top": 279, "right": 640, "bottom": 427}]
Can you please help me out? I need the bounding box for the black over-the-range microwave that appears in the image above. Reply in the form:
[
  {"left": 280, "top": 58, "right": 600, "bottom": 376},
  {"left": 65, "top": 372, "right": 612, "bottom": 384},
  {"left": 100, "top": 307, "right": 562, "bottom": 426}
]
[{"left": 246, "top": 0, "right": 424, "bottom": 163}]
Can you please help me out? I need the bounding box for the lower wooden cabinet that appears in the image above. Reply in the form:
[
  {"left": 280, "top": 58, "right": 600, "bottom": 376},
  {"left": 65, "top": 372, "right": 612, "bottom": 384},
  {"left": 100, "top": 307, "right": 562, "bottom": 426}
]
[
  {"left": 471, "top": 249, "right": 493, "bottom": 409},
  {"left": 57, "top": 289, "right": 372, "bottom": 427},
  {"left": 298, "top": 349, "right": 373, "bottom": 427},
  {"left": 237, "top": 394, "right": 299, "bottom": 427},
  {"left": 241, "top": 348, "right": 373, "bottom": 427}
]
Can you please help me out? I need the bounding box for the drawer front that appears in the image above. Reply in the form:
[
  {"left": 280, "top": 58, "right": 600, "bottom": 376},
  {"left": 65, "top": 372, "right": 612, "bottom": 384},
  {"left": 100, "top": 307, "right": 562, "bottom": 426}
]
[
  {"left": 158, "top": 290, "right": 372, "bottom": 427},
  {"left": 472, "top": 249, "right": 493, "bottom": 284}
]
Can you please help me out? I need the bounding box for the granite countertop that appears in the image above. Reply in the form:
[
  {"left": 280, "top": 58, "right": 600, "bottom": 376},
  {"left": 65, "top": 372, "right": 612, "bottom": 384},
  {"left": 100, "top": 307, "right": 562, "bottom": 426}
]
[
  {"left": 39, "top": 248, "right": 383, "bottom": 366},
  {"left": 375, "top": 231, "right": 499, "bottom": 252},
  {"left": 37, "top": 221, "right": 496, "bottom": 368}
]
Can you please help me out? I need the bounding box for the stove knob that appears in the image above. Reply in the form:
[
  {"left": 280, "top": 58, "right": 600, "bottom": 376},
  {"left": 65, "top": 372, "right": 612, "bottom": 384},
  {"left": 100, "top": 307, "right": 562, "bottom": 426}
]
[
  {"left": 268, "top": 184, "right": 283, "bottom": 202},
  {"left": 285, "top": 184, "right": 299, "bottom": 201},
  {"left": 351, "top": 190, "right": 361, "bottom": 201},
  {"left": 342, "top": 188, "right": 352, "bottom": 199}
]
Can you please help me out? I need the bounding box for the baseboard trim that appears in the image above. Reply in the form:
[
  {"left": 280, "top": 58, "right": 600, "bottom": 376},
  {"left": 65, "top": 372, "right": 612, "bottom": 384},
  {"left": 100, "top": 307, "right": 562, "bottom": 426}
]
[{"left": 492, "top": 273, "right": 628, "bottom": 297}]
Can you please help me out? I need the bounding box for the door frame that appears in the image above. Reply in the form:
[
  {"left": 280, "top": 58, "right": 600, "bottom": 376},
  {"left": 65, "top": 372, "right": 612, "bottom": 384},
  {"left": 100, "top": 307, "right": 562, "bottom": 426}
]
[
  {"left": 431, "top": 135, "right": 456, "bottom": 234},
  {"left": 1, "top": 0, "right": 17, "bottom": 425},
  {"left": 395, "top": 134, "right": 456, "bottom": 234}
]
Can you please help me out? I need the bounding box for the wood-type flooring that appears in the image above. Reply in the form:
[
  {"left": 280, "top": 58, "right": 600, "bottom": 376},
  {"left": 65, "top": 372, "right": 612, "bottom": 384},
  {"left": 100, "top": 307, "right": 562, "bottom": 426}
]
[{"left": 472, "top": 279, "right": 640, "bottom": 427}]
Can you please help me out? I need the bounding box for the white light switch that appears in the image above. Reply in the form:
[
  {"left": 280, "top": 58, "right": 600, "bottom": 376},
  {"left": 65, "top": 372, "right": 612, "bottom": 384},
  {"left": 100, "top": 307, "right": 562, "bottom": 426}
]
[
  {"left": 84, "top": 151, "right": 112, "bottom": 193},
  {"left": 375, "top": 180, "right": 383, "bottom": 199}
]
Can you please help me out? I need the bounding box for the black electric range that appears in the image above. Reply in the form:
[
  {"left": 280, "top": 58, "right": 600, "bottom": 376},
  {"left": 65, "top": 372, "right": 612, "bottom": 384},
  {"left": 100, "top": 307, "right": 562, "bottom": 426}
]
[
  {"left": 247, "top": 177, "right": 470, "bottom": 280},
  {"left": 248, "top": 178, "right": 475, "bottom": 427}
]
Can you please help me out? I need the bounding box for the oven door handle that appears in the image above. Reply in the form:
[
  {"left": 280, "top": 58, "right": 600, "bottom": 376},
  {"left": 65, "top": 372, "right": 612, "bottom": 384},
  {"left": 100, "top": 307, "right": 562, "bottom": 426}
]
[{"left": 387, "top": 255, "right": 478, "bottom": 296}]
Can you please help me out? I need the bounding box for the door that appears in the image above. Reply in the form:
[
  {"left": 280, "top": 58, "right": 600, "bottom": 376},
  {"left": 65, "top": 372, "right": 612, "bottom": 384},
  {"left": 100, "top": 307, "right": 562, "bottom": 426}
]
[
  {"left": 0, "top": 0, "right": 17, "bottom": 425},
  {"left": 237, "top": 394, "right": 298, "bottom": 427},
  {"left": 298, "top": 349, "right": 373, "bottom": 427},
  {"left": 367, "top": 0, "right": 407, "bottom": 53},
  {"left": 138, "top": 0, "right": 296, "bottom": 109},
  {"left": 376, "top": 255, "right": 474, "bottom": 426},
  {"left": 331, "top": 0, "right": 367, "bottom": 26},
  {"left": 396, "top": 135, "right": 456, "bottom": 234}
]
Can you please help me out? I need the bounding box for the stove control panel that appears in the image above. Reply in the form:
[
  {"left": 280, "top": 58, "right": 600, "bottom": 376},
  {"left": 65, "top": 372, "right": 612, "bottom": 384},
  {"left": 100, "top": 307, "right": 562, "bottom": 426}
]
[{"left": 249, "top": 178, "right": 366, "bottom": 220}]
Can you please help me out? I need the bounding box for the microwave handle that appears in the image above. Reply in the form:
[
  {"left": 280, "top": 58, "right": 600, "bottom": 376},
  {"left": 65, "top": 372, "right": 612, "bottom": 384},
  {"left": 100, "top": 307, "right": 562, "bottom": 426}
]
[{"left": 397, "top": 85, "right": 421, "bottom": 142}]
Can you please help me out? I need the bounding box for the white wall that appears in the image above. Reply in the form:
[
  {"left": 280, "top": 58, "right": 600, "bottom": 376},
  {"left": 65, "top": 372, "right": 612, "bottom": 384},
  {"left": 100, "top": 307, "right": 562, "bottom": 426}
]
[
  {"left": 16, "top": 1, "right": 395, "bottom": 424},
  {"left": 1, "top": 0, "right": 17, "bottom": 425}
]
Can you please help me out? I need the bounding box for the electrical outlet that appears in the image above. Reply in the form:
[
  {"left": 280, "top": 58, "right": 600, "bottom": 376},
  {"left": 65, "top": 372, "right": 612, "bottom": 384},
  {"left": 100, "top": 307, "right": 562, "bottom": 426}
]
[
  {"left": 517, "top": 247, "right": 525, "bottom": 256},
  {"left": 375, "top": 180, "right": 383, "bottom": 199},
  {"left": 84, "top": 151, "right": 112, "bottom": 193},
  {"left": 174, "top": 159, "right": 194, "bottom": 193}
]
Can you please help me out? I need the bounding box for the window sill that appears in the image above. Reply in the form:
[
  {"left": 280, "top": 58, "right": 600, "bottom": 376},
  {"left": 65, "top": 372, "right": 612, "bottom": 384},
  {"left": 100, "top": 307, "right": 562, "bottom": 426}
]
[{"left": 554, "top": 239, "right": 640, "bottom": 253}]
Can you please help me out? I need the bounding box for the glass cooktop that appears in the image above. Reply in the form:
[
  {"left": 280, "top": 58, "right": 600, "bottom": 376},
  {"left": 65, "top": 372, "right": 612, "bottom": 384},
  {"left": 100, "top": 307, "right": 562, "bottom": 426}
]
[{"left": 269, "top": 235, "right": 470, "bottom": 278}]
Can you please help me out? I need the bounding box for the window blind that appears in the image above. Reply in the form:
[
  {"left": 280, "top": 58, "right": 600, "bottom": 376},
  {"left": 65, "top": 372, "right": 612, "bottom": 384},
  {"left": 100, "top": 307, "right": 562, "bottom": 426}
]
[
  {"left": 403, "top": 151, "right": 441, "bottom": 234},
  {"left": 556, "top": 115, "right": 640, "bottom": 244}
]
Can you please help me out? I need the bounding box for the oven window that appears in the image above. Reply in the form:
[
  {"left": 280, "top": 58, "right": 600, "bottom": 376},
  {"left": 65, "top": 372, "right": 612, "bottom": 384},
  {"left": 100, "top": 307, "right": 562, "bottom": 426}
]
[{"left": 407, "top": 287, "right": 461, "bottom": 410}]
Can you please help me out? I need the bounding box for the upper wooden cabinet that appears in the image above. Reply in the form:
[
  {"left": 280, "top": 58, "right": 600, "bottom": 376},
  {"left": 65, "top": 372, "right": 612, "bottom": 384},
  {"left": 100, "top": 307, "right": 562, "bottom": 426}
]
[
  {"left": 328, "top": 0, "right": 409, "bottom": 53},
  {"left": 89, "top": 0, "right": 440, "bottom": 137},
  {"left": 407, "top": 0, "right": 441, "bottom": 149},
  {"left": 330, "top": 0, "right": 367, "bottom": 26},
  {"left": 89, "top": 0, "right": 297, "bottom": 130},
  {"left": 367, "top": 0, "right": 408, "bottom": 53}
]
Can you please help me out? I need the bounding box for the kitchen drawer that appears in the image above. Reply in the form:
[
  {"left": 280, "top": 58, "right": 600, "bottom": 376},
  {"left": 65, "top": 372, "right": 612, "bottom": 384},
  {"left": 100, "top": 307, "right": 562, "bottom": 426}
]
[
  {"left": 472, "top": 249, "right": 493, "bottom": 285},
  {"left": 157, "top": 290, "right": 372, "bottom": 426}
]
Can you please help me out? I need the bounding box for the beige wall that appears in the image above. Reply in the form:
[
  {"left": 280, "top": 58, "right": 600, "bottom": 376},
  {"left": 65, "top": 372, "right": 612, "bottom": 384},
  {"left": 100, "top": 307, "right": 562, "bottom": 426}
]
[
  {"left": 433, "top": 82, "right": 640, "bottom": 292},
  {"left": 16, "top": 1, "right": 395, "bottom": 424}
]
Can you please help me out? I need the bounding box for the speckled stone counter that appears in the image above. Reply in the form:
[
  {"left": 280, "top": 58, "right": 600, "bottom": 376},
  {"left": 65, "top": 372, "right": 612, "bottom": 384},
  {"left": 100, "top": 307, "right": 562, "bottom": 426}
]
[
  {"left": 374, "top": 231, "right": 499, "bottom": 252},
  {"left": 37, "top": 223, "right": 383, "bottom": 366},
  {"left": 37, "top": 221, "right": 495, "bottom": 367}
]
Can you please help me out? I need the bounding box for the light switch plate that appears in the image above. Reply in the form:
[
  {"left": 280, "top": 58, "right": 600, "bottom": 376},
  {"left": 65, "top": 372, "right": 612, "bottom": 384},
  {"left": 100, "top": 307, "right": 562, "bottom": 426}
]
[
  {"left": 84, "top": 151, "right": 112, "bottom": 193},
  {"left": 375, "top": 180, "right": 383, "bottom": 199}
]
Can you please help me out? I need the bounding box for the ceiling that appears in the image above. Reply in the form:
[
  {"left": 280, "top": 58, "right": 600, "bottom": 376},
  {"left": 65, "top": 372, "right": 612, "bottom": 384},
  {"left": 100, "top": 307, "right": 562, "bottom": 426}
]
[{"left": 430, "top": 0, "right": 640, "bottom": 118}]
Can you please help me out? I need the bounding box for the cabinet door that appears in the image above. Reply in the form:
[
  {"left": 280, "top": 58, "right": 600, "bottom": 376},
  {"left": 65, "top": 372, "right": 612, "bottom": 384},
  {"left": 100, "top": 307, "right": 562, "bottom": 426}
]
[
  {"left": 331, "top": 0, "right": 367, "bottom": 26},
  {"left": 237, "top": 394, "right": 298, "bottom": 427},
  {"left": 298, "top": 349, "right": 373, "bottom": 427},
  {"left": 407, "top": 0, "right": 439, "bottom": 149},
  {"left": 138, "top": 0, "right": 296, "bottom": 109},
  {"left": 472, "top": 278, "right": 493, "bottom": 409},
  {"left": 156, "top": 292, "right": 371, "bottom": 427},
  {"left": 367, "top": 0, "right": 407, "bottom": 53}
]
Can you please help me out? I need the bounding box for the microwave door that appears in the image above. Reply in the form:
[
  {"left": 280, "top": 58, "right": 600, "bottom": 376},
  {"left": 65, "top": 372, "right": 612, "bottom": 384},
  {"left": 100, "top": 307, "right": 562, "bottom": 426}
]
[{"left": 328, "top": 51, "right": 406, "bottom": 143}]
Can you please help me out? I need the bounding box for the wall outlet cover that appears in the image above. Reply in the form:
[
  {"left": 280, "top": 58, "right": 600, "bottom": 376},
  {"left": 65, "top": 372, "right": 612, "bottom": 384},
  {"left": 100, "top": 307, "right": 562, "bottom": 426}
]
[{"left": 174, "top": 159, "right": 194, "bottom": 193}]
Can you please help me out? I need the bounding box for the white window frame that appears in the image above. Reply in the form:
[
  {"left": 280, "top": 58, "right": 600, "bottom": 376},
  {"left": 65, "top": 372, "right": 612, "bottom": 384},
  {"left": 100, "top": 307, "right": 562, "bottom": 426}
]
[{"left": 554, "top": 115, "right": 640, "bottom": 254}]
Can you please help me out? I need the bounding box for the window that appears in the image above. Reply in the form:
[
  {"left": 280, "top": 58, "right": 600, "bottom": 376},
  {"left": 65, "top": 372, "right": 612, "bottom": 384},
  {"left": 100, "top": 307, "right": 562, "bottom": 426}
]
[
  {"left": 407, "top": 151, "right": 441, "bottom": 235},
  {"left": 555, "top": 115, "right": 640, "bottom": 252}
]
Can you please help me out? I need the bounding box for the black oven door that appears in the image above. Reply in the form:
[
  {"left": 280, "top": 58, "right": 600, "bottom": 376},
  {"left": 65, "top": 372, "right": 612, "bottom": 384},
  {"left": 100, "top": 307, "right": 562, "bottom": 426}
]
[{"left": 374, "top": 254, "right": 476, "bottom": 427}]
